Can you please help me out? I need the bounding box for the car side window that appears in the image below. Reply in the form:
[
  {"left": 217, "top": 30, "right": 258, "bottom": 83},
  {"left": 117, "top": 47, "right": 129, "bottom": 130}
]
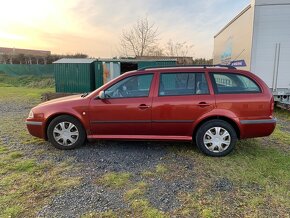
[
  {"left": 159, "top": 73, "right": 209, "bottom": 96},
  {"left": 211, "top": 73, "right": 261, "bottom": 94},
  {"left": 105, "top": 74, "right": 153, "bottom": 98}
]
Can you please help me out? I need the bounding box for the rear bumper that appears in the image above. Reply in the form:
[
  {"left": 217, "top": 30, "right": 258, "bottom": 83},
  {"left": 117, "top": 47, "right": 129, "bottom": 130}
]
[
  {"left": 239, "top": 118, "right": 276, "bottom": 139},
  {"left": 26, "top": 121, "right": 46, "bottom": 139}
]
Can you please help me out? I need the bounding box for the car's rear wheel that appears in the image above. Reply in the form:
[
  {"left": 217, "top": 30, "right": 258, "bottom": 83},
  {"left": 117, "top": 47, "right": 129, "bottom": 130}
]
[
  {"left": 195, "top": 119, "right": 237, "bottom": 157},
  {"left": 47, "top": 115, "right": 86, "bottom": 150}
]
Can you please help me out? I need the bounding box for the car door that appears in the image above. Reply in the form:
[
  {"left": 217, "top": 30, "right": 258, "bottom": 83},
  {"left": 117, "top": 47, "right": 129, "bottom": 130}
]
[
  {"left": 89, "top": 73, "right": 155, "bottom": 136},
  {"left": 152, "top": 71, "right": 215, "bottom": 136}
]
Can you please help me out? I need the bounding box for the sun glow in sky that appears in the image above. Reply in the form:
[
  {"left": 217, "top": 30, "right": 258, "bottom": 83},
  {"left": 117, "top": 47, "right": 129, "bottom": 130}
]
[{"left": 0, "top": 0, "right": 250, "bottom": 58}]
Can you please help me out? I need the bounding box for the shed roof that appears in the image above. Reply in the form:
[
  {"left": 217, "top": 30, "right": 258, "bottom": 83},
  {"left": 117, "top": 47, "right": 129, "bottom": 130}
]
[
  {"left": 53, "top": 58, "right": 177, "bottom": 64},
  {"left": 53, "top": 58, "right": 96, "bottom": 64},
  {"left": 98, "top": 58, "right": 177, "bottom": 62}
]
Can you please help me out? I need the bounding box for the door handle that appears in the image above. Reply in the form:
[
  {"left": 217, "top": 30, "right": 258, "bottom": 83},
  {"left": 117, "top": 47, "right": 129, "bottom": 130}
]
[
  {"left": 138, "top": 104, "right": 150, "bottom": 109},
  {"left": 198, "top": 102, "right": 210, "bottom": 107}
]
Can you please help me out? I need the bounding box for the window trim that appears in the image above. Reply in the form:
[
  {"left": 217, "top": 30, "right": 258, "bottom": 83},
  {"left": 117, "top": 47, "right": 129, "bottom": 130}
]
[
  {"left": 158, "top": 72, "right": 210, "bottom": 97},
  {"left": 103, "top": 73, "right": 154, "bottom": 99},
  {"left": 209, "top": 72, "right": 262, "bottom": 94}
]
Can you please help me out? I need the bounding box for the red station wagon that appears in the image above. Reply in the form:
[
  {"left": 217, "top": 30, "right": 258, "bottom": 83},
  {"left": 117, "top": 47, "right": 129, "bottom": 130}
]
[{"left": 26, "top": 65, "right": 276, "bottom": 156}]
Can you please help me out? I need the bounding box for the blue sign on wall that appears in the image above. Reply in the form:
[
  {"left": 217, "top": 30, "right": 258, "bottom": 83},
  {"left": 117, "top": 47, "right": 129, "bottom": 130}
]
[{"left": 230, "top": 60, "right": 247, "bottom": 67}]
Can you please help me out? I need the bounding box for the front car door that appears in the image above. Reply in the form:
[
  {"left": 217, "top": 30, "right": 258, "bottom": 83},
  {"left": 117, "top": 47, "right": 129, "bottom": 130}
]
[
  {"left": 89, "top": 73, "right": 155, "bottom": 136},
  {"left": 152, "top": 71, "right": 215, "bottom": 137}
]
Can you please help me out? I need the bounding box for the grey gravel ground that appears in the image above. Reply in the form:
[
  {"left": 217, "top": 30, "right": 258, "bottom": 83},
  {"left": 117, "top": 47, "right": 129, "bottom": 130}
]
[
  {"left": 36, "top": 143, "right": 197, "bottom": 217},
  {"left": 1, "top": 93, "right": 290, "bottom": 218},
  {"left": 0, "top": 98, "right": 197, "bottom": 217}
]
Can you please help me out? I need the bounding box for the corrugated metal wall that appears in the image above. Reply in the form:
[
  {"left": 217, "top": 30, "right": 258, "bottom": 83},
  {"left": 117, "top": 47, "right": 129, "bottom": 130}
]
[
  {"left": 0, "top": 64, "right": 53, "bottom": 76},
  {"left": 54, "top": 63, "right": 95, "bottom": 93},
  {"left": 94, "top": 61, "right": 104, "bottom": 89},
  {"left": 54, "top": 59, "right": 177, "bottom": 93}
]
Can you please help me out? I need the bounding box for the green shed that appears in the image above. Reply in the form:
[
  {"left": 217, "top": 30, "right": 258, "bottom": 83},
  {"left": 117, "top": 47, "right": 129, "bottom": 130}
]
[
  {"left": 53, "top": 58, "right": 96, "bottom": 93},
  {"left": 54, "top": 58, "right": 178, "bottom": 92}
]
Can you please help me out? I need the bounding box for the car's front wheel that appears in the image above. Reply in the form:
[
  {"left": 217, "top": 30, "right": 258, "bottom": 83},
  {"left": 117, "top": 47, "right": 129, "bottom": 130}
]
[
  {"left": 47, "top": 115, "right": 86, "bottom": 150},
  {"left": 195, "top": 119, "right": 237, "bottom": 157}
]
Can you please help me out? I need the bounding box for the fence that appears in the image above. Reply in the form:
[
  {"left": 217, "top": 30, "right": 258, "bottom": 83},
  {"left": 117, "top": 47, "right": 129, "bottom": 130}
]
[{"left": 0, "top": 64, "right": 54, "bottom": 76}]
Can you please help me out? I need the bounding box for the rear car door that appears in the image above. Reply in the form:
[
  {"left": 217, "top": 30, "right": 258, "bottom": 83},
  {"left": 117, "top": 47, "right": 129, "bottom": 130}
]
[
  {"left": 89, "top": 73, "right": 155, "bottom": 136},
  {"left": 152, "top": 71, "right": 215, "bottom": 136}
]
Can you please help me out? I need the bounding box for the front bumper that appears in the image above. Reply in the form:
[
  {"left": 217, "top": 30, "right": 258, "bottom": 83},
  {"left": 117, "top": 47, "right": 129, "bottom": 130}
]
[{"left": 26, "top": 120, "right": 45, "bottom": 139}]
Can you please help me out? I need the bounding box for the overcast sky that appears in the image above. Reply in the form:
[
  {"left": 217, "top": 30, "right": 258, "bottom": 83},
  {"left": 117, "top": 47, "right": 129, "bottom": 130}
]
[{"left": 0, "top": 0, "right": 250, "bottom": 58}]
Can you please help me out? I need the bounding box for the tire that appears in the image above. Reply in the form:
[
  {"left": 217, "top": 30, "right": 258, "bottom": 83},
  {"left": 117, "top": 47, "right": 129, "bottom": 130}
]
[
  {"left": 47, "top": 115, "right": 86, "bottom": 150},
  {"left": 195, "top": 119, "right": 237, "bottom": 157}
]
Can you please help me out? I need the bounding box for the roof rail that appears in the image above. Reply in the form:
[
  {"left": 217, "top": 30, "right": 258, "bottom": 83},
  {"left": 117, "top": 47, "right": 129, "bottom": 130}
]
[{"left": 138, "top": 64, "right": 236, "bottom": 71}]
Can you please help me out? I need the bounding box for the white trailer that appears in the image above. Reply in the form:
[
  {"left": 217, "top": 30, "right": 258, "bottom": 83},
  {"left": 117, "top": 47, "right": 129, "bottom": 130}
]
[{"left": 213, "top": 0, "right": 290, "bottom": 106}]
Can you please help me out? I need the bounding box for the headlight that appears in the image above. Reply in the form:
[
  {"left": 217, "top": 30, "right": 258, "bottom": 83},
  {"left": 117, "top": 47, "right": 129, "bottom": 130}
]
[{"left": 28, "top": 110, "right": 34, "bottom": 119}]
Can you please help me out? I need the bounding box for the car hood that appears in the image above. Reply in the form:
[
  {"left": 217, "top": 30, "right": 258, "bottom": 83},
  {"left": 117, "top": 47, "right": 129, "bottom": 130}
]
[{"left": 38, "top": 94, "right": 83, "bottom": 106}]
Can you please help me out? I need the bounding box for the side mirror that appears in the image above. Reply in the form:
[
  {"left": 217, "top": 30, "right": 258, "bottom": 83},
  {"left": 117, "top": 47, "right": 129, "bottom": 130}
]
[{"left": 97, "top": 91, "right": 106, "bottom": 99}]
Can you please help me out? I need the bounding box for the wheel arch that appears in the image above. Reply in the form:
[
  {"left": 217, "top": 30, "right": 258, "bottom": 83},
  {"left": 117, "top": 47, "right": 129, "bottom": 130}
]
[
  {"left": 193, "top": 116, "right": 240, "bottom": 139},
  {"left": 44, "top": 113, "right": 86, "bottom": 140}
]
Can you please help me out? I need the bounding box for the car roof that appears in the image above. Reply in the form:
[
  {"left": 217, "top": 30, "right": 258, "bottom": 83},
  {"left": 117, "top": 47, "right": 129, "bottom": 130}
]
[
  {"left": 139, "top": 65, "right": 236, "bottom": 71},
  {"left": 123, "top": 65, "right": 253, "bottom": 77}
]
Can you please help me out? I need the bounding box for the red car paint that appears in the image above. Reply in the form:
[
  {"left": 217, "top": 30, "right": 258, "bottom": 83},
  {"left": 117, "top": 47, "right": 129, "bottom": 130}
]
[{"left": 26, "top": 67, "right": 276, "bottom": 142}]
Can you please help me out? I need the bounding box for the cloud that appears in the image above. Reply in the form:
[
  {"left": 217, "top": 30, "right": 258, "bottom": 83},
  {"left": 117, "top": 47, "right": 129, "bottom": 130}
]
[{"left": 0, "top": 0, "right": 250, "bottom": 58}]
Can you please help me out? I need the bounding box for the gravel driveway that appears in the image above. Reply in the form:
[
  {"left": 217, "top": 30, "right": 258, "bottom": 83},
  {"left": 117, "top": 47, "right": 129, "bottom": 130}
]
[
  {"left": 0, "top": 97, "right": 196, "bottom": 217},
  {"left": 1, "top": 92, "right": 289, "bottom": 218}
]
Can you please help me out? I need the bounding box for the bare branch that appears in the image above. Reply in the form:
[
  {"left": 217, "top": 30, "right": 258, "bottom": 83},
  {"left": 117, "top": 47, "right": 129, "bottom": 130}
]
[
  {"left": 119, "top": 16, "right": 159, "bottom": 57},
  {"left": 165, "top": 40, "right": 194, "bottom": 57}
]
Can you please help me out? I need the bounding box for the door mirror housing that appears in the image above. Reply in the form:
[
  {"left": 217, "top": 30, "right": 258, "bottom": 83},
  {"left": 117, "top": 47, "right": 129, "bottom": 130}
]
[{"left": 97, "top": 91, "right": 106, "bottom": 99}]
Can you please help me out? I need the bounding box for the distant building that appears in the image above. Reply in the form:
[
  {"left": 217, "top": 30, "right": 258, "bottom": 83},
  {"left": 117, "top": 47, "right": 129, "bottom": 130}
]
[
  {"left": 0, "top": 47, "right": 51, "bottom": 64},
  {"left": 0, "top": 47, "right": 51, "bottom": 57}
]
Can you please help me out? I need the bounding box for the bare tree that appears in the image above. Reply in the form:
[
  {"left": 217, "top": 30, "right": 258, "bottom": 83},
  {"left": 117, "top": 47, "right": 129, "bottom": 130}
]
[
  {"left": 165, "top": 40, "right": 194, "bottom": 57},
  {"left": 120, "top": 17, "right": 159, "bottom": 57},
  {"left": 146, "top": 46, "right": 164, "bottom": 57}
]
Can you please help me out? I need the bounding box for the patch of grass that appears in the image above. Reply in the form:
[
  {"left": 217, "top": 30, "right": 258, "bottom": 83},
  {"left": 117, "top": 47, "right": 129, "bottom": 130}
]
[
  {"left": 1, "top": 205, "right": 24, "bottom": 218},
  {"left": 0, "top": 114, "right": 46, "bottom": 147},
  {"left": 141, "top": 164, "right": 169, "bottom": 178},
  {"left": 131, "top": 199, "right": 167, "bottom": 218},
  {"left": 156, "top": 164, "right": 168, "bottom": 174},
  {"left": 201, "top": 208, "right": 214, "bottom": 218},
  {"left": 122, "top": 181, "right": 166, "bottom": 217},
  {"left": 0, "top": 145, "right": 8, "bottom": 154},
  {"left": 124, "top": 181, "right": 148, "bottom": 201},
  {"left": 0, "top": 84, "right": 81, "bottom": 217},
  {"left": 0, "top": 86, "right": 53, "bottom": 102},
  {"left": 98, "top": 172, "right": 132, "bottom": 188},
  {"left": 8, "top": 151, "right": 23, "bottom": 159},
  {"left": 271, "top": 124, "right": 290, "bottom": 145},
  {"left": 141, "top": 170, "right": 155, "bottom": 178},
  {"left": 274, "top": 107, "right": 290, "bottom": 121},
  {"left": 175, "top": 139, "right": 290, "bottom": 217},
  {"left": 0, "top": 149, "right": 80, "bottom": 217},
  {"left": 175, "top": 192, "right": 221, "bottom": 218},
  {"left": 10, "top": 159, "right": 38, "bottom": 172},
  {"left": 0, "top": 74, "right": 55, "bottom": 88}
]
